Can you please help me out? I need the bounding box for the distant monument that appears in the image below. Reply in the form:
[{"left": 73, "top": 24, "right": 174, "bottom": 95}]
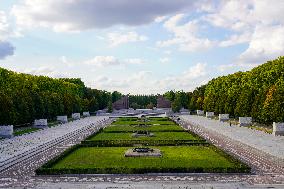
[
  {"left": 113, "top": 95, "right": 129, "bottom": 110},
  {"left": 157, "top": 95, "right": 171, "bottom": 108}
]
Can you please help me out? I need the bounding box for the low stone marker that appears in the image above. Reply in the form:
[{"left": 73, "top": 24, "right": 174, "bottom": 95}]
[
  {"left": 273, "top": 122, "right": 284, "bottom": 136},
  {"left": 239, "top": 117, "right": 252, "bottom": 126},
  {"left": 83, "top": 112, "right": 90, "bottom": 117},
  {"left": 0, "top": 125, "right": 13, "bottom": 138},
  {"left": 206, "top": 112, "right": 214, "bottom": 118},
  {"left": 57, "top": 116, "right": 68, "bottom": 124},
  {"left": 34, "top": 119, "right": 48, "bottom": 128},
  {"left": 72, "top": 113, "right": 80, "bottom": 120},
  {"left": 197, "top": 110, "right": 204, "bottom": 116},
  {"left": 219, "top": 114, "right": 229, "bottom": 122}
]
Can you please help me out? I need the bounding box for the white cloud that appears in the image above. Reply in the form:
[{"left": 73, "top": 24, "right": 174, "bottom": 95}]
[
  {"left": 219, "top": 32, "right": 251, "bottom": 47},
  {"left": 85, "top": 56, "right": 120, "bottom": 67},
  {"left": 107, "top": 31, "right": 148, "bottom": 47},
  {"left": 159, "top": 57, "right": 170, "bottom": 63},
  {"left": 157, "top": 14, "right": 215, "bottom": 52},
  {"left": 156, "top": 63, "right": 209, "bottom": 92},
  {"left": 85, "top": 56, "right": 147, "bottom": 67},
  {"left": 238, "top": 25, "right": 284, "bottom": 65},
  {"left": 82, "top": 62, "right": 210, "bottom": 94},
  {"left": 0, "top": 11, "right": 10, "bottom": 40},
  {"left": 124, "top": 58, "right": 145, "bottom": 65},
  {"left": 200, "top": 0, "right": 284, "bottom": 64},
  {"left": 12, "top": 0, "right": 194, "bottom": 32},
  {"left": 155, "top": 16, "right": 168, "bottom": 23}
]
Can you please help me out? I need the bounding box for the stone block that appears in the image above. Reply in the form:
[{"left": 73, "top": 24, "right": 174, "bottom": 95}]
[
  {"left": 83, "top": 112, "right": 90, "bottom": 117},
  {"left": 0, "top": 125, "right": 13, "bottom": 138},
  {"left": 219, "top": 114, "right": 229, "bottom": 122},
  {"left": 273, "top": 122, "right": 284, "bottom": 136},
  {"left": 72, "top": 113, "right": 80, "bottom": 120},
  {"left": 239, "top": 117, "right": 252, "bottom": 126},
  {"left": 57, "top": 116, "right": 68, "bottom": 124},
  {"left": 34, "top": 119, "right": 48, "bottom": 128},
  {"left": 197, "top": 110, "right": 204, "bottom": 116},
  {"left": 206, "top": 112, "right": 214, "bottom": 118}
]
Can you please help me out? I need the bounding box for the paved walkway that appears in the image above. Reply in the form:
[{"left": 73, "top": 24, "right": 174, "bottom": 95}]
[{"left": 179, "top": 115, "right": 284, "bottom": 160}]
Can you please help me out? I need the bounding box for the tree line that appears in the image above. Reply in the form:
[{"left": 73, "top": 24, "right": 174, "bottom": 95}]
[
  {"left": 0, "top": 67, "right": 122, "bottom": 126},
  {"left": 165, "top": 57, "right": 284, "bottom": 123}
]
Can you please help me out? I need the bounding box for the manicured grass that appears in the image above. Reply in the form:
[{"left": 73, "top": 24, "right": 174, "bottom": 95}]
[
  {"left": 36, "top": 116, "right": 250, "bottom": 175},
  {"left": 104, "top": 124, "right": 184, "bottom": 132},
  {"left": 14, "top": 128, "right": 41, "bottom": 136},
  {"left": 39, "top": 146, "right": 249, "bottom": 174},
  {"left": 88, "top": 131, "right": 200, "bottom": 141}
]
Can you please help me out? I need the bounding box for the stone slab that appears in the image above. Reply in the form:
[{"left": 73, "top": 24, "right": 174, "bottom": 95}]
[
  {"left": 273, "top": 122, "right": 284, "bottom": 136},
  {"left": 34, "top": 119, "right": 48, "bottom": 128},
  {"left": 57, "top": 116, "right": 68, "bottom": 124},
  {"left": 72, "top": 113, "right": 80, "bottom": 120},
  {"left": 83, "top": 112, "right": 90, "bottom": 117},
  {"left": 197, "top": 110, "right": 204, "bottom": 116},
  {"left": 239, "top": 117, "right": 252, "bottom": 126},
  {"left": 219, "top": 114, "right": 229, "bottom": 122},
  {"left": 206, "top": 112, "right": 214, "bottom": 118},
  {"left": 0, "top": 125, "right": 13, "bottom": 138}
]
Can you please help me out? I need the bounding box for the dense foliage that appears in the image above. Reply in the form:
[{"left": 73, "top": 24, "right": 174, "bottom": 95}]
[
  {"left": 0, "top": 67, "right": 120, "bottom": 125},
  {"left": 188, "top": 56, "right": 284, "bottom": 123}
]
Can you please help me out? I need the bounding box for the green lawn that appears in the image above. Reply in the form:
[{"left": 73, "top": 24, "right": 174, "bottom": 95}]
[
  {"left": 36, "top": 116, "right": 250, "bottom": 175},
  {"left": 40, "top": 146, "right": 249, "bottom": 174},
  {"left": 104, "top": 124, "right": 184, "bottom": 132},
  {"left": 88, "top": 131, "right": 199, "bottom": 141}
]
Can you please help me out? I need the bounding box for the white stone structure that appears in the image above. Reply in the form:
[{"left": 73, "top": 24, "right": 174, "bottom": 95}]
[
  {"left": 239, "top": 117, "right": 252, "bottom": 126},
  {"left": 196, "top": 110, "right": 204, "bottom": 116},
  {"left": 219, "top": 114, "right": 229, "bottom": 122},
  {"left": 273, "top": 122, "right": 284, "bottom": 136},
  {"left": 206, "top": 112, "right": 214, "bottom": 118},
  {"left": 72, "top": 113, "right": 80, "bottom": 120},
  {"left": 57, "top": 116, "right": 68, "bottom": 124},
  {"left": 83, "top": 112, "right": 90, "bottom": 117},
  {"left": 0, "top": 125, "right": 13, "bottom": 138},
  {"left": 34, "top": 119, "right": 48, "bottom": 128}
]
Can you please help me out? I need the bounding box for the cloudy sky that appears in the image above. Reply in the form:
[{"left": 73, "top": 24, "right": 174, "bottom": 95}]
[{"left": 0, "top": 0, "right": 284, "bottom": 94}]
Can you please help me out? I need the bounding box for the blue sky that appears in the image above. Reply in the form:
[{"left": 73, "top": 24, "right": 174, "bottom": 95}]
[{"left": 0, "top": 0, "right": 284, "bottom": 94}]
